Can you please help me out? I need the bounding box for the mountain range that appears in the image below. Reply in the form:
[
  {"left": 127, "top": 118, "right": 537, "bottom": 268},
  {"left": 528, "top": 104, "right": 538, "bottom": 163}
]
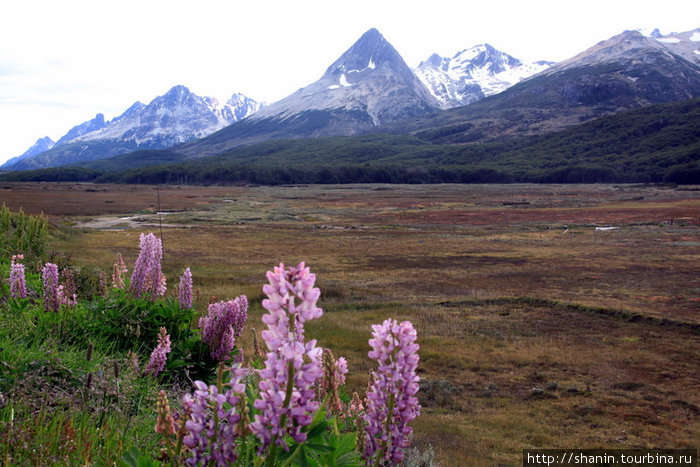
[
  {"left": 3, "top": 26, "right": 699, "bottom": 173},
  {"left": 384, "top": 29, "right": 700, "bottom": 144},
  {"left": 3, "top": 86, "right": 262, "bottom": 170}
]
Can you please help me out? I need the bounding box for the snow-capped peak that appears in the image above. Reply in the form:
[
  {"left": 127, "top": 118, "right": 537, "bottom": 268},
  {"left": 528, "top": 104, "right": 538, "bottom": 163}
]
[
  {"left": 251, "top": 28, "right": 438, "bottom": 126},
  {"left": 414, "top": 44, "right": 553, "bottom": 108},
  {"left": 10, "top": 86, "right": 263, "bottom": 166}
]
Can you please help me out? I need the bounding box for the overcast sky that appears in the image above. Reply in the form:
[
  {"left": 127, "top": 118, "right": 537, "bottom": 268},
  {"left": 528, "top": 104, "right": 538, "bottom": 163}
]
[{"left": 1, "top": 0, "right": 698, "bottom": 165}]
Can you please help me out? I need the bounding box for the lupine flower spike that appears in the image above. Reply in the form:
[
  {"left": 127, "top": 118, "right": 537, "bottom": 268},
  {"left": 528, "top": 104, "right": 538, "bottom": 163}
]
[
  {"left": 9, "top": 254, "right": 27, "bottom": 299},
  {"left": 178, "top": 267, "right": 193, "bottom": 309},
  {"left": 41, "top": 262, "right": 60, "bottom": 312},
  {"left": 112, "top": 253, "right": 128, "bottom": 289},
  {"left": 57, "top": 268, "right": 77, "bottom": 307},
  {"left": 336, "top": 356, "right": 348, "bottom": 386},
  {"left": 199, "top": 296, "right": 248, "bottom": 361},
  {"left": 130, "top": 233, "right": 166, "bottom": 300},
  {"left": 348, "top": 391, "right": 364, "bottom": 418},
  {"left": 322, "top": 349, "right": 343, "bottom": 415},
  {"left": 145, "top": 327, "right": 171, "bottom": 376},
  {"left": 251, "top": 262, "right": 324, "bottom": 456},
  {"left": 181, "top": 366, "right": 247, "bottom": 466},
  {"left": 155, "top": 390, "right": 176, "bottom": 436},
  {"left": 155, "top": 390, "right": 177, "bottom": 462},
  {"left": 363, "top": 319, "right": 421, "bottom": 466}
]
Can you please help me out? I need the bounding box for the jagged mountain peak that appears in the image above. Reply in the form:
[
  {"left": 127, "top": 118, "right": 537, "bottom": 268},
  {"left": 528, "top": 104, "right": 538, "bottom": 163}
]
[
  {"left": 249, "top": 28, "right": 438, "bottom": 128},
  {"left": 164, "top": 84, "right": 191, "bottom": 96},
  {"left": 452, "top": 43, "right": 523, "bottom": 73},
  {"left": 415, "top": 43, "right": 552, "bottom": 108},
  {"left": 152, "top": 85, "right": 200, "bottom": 107},
  {"left": 322, "top": 28, "right": 409, "bottom": 81},
  {"left": 6, "top": 86, "right": 262, "bottom": 170},
  {"left": 54, "top": 113, "right": 107, "bottom": 146}
]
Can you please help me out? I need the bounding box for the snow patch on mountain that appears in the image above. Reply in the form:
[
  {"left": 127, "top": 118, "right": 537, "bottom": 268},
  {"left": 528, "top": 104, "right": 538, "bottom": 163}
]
[
  {"left": 413, "top": 44, "right": 553, "bottom": 108},
  {"left": 249, "top": 28, "right": 439, "bottom": 128},
  {"left": 649, "top": 28, "right": 700, "bottom": 65}
]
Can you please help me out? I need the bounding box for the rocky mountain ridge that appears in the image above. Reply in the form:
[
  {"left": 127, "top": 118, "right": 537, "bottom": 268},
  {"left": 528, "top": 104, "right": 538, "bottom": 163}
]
[{"left": 4, "top": 86, "right": 262, "bottom": 170}]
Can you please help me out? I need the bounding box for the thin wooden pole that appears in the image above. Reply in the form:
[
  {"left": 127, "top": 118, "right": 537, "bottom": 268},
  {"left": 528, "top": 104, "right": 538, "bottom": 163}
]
[{"left": 156, "top": 184, "right": 164, "bottom": 261}]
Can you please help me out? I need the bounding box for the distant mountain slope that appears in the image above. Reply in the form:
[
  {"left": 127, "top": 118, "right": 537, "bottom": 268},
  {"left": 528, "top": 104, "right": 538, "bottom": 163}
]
[
  {"left": 0, "top": 136, "right": 55, "bottom": 168},
  {"left": 15, "top": 97, "right": 690, "bottom": 185},
  {"left": 173, "top": 28, "right": 441, "bottom": 158},
  {"left": 382, "top": 30, "right": 700, "bottom": 144},
  {"left": 413, "top": 44, "right": 553, "bottom": 108},
  {"left": 5, "top": 86, "right": 262, "bottom": 171}
]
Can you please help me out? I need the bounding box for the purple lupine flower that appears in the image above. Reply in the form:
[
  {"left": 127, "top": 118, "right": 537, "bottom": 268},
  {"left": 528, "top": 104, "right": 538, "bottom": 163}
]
[
  {"left": 251, "top": 262, "right": 324, "bottom": 452},
  {"left": 9, "top": 254, "right": 27, "bottom": 299},
  {"left": 42, "top": 262, "right": 60, "bottom": 312},
  {"left": 182, "top": 367, "right": 247, "bottom": 466},
  {"left": 363, "top": 319, "right": 420, "bottom": 466},
  {"left": 199, "top": 296, "right": 248, "bottom": 361},
  {"left": 112, "top": 253, "right": 128, "bottom": 289},
  {"left": 144, "top": 327, "right": 171, "bottom": 376},
  {"left": 178, "top": 267, "right": 193, "bottom": 309},
  {"left": 129, "top": 233, "right": 166, "bottom": 300}
]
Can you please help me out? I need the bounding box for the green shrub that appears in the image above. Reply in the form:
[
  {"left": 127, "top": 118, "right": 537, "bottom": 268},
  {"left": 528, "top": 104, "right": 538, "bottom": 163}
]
[{"left": 84, "top": 291, "right": 218, "bottom": 382}]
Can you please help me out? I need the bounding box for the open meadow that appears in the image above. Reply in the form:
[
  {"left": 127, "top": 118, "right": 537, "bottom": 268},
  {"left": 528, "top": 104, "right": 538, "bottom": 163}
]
[{"left": 2, "top": 182, "right": 699, "bottom": 466}]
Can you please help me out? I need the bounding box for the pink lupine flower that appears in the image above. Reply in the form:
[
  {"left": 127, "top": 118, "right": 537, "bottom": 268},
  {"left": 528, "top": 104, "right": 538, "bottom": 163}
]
[
  {"left": 42, "top": 262, "right": 60, "bottom": 312},
  {"left": 251, "top": 262, "right": 324, "bottom": 452},
  {"left": 178, "top": 267, "right": 193, "bottom": 309},
  {"left": 323, "top": 349, "right": 343, "bottom": 415},
  {"left": 144, "top": 327, "right": 171, "bottom": 376},
  {"left": 199, "top": 296, "right": 248, "bottom": 361},
  {"left": 57, "top": 268, "right": 77, "bottom": 307},
  {"left": 347, "top": 391, "right": 364, "bottom": 419},
  {"left": 157, "top": 272, "right": 167, "bottom": 297},
  {"left": 57, "top": 285, "right": 77, "bottom": 307},
  {"left": 335, "top": 356, "right": 348, "bottom": 387},
  {"left": 9, "top": 254, "right": 27, "bottom": 299},
  {"left": 111, "top": 253, "right": 128, "bottom": 289},
  {"left": 363, "top": 319, "right": 420, "bottom": 466},
  {"left": 129, "top": 233, "right": 165, "bottom": 300}
]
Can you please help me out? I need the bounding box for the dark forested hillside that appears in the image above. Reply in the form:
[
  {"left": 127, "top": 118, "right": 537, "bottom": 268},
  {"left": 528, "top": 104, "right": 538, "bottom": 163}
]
[{"left": 2, "top": 99, "right": 698, "bottom": 185}]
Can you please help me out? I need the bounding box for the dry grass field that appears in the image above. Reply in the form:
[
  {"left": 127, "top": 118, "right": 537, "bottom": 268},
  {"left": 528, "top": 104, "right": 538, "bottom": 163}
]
[{"left": 3, "top": 182, "right": 699, "bottom": 466}]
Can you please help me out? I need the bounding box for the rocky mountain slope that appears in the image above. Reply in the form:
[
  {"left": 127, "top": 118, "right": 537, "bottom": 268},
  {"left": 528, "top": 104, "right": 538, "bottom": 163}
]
[{"left": 5, "top": 86, "right": 262, "bottom": 170}]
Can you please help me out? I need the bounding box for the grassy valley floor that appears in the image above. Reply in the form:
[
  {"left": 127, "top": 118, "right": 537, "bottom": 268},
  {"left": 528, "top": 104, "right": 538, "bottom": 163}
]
[{"left": 4, "top": 182, "right": 699, "bottom": 466}]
